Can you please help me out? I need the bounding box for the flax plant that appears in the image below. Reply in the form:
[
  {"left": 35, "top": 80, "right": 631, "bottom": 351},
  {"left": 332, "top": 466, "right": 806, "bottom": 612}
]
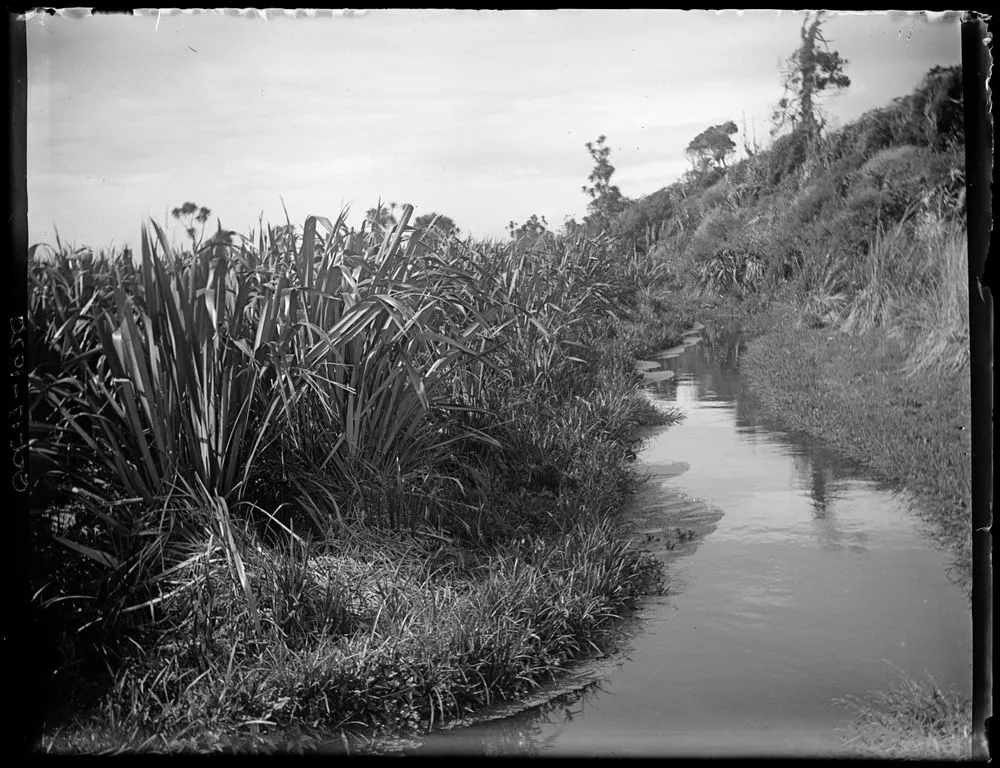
[
  {"left": 238, "top": 205, "right": 501, "bottom": 533},
  {"left": 29, "top": 205, "right": 504, "bottom": 652}
]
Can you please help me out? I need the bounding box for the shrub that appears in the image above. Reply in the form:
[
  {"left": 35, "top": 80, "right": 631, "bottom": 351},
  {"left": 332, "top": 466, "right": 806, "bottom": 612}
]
[
  {"left": 613, "top": 187, "right": 677, "bottom": 248},
  {"left": 724, "top": 155, "right": 770, "bottom": 208},
  {"left": 761, "top": 129, "right": 811, "bottom": 188},
  {"left": 827, "top": 188, "right": 887, "bottom": 257},
  {"left": 696, "top": 247, "right": 766, "bottom": 298},
  {"left": 834, "top": 66, "right": 964, "bottom": 160},
  {"left": 858, "top": 144, "right": 922, "bottom": 185},
  {"left": 687, "top": 207, "right": 741, "bottom": 263},
  {"left": 787, "top": 176, "right": 842, "bottom": 226},
  {"left": 760, "top": 225, "right": 808, "bottom": 286},
  {"left": 697, "top": 179, "right": 730, "bottom": 215},
  {"left": 906, "top": 65, "right": 964, "bottom": 149},
  {"left": 849, "top": 105, "right": 916, "bottom": 158}
]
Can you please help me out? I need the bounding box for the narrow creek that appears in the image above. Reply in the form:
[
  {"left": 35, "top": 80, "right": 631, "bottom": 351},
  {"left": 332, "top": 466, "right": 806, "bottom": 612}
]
[{"left": 401, "top": 320, "right": 972, "bottom": 757}]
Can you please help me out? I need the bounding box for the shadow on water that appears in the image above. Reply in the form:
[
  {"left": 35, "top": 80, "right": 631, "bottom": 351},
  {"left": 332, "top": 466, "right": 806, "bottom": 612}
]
[{"left": 387, "top": 319, "right": 971, "bottom": 758}]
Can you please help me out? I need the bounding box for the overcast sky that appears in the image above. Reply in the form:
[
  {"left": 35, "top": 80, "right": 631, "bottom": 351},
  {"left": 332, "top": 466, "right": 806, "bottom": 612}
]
[{"left": 26, "top": 9, "right": 963, "bottom": 250}]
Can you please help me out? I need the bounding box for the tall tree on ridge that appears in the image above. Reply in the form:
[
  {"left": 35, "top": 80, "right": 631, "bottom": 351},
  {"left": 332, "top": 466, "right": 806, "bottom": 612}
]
[
  {"left": 771, "top": 11, "right": 851, "bottom": 138},
  {"left": 686, "top": 121, "right": 739, "bottom": 170}
]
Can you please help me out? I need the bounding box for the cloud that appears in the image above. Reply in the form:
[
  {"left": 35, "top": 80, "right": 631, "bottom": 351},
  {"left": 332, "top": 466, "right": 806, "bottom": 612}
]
[{"left": 25, "top": 10, "right": 961, "bottom": 248}]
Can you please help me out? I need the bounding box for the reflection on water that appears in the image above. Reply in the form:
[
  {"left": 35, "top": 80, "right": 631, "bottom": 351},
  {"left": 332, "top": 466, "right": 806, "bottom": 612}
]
[{"left": 405, "top": 320, "right": 972, "bottom": 757}]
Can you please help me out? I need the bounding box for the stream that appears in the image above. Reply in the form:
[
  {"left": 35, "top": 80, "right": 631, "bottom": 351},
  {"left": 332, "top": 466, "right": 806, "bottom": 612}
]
[{"left": 400, "top": 320, "right": 972, "bottom": 756}]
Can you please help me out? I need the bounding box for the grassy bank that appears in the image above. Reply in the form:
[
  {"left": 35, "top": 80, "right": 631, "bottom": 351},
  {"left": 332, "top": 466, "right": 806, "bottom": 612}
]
[
  {"left": 737, "top": 294, "right": 972, "bottom": 759},
  {"left": 839, "top": 672, "right": 972, "bottom": 759},
  {"left": 27, "top": 210, "right": 694, "bottom": 753},
  {"left": 39, "top": 521, "right": 664, "bottom": 754},
  {"left": 741, "top": 323, "right": 972, "bottom": 587}
]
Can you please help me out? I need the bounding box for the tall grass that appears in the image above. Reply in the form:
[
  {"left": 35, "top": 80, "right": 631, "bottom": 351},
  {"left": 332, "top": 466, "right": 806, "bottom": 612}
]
[
  {"left": 838, "top": 203, "right": 969, "bottom": 378},
  {"left": 695, "top": 248, "right": 765, "bottom": 298},
  {"left": 792, "top": 199, "right": 969, "bottom": 379},
  {"left": 836, "top": 213, "right": 914, "bottom": 335},
  {"left": 899, "top": 211, "right": 969, "bottom": 376}
]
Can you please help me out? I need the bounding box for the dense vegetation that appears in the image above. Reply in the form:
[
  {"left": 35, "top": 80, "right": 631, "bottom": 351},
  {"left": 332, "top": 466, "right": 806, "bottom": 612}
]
[
  {"left": 28, "top": 203, "right": 694, "bottom": 753},
  {"left": 26, "top": 14, "right": 971, "bottom": 753}
]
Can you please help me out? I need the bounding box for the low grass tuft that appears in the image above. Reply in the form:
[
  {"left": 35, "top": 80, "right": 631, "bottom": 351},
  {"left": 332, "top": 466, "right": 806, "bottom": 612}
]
[{"left": 839, "top": 672, "right": 972, "bottom": 759}]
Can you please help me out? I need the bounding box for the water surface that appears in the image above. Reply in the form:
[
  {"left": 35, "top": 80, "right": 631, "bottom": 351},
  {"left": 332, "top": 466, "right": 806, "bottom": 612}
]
[{"left": 407, "top": 321, "right": 972, "bottom": 757}]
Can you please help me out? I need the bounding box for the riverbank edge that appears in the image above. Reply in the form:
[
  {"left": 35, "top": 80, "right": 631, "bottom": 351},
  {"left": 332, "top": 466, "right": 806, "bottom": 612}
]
[
  {"left": 738, "top": 309, "right": 972, "bottom": 588},
  {"left": 33, "top": 295, "right": 702, "bottom": 756},
  {"left": 731, "top": 302, "right": 973, "bottom": 759}
]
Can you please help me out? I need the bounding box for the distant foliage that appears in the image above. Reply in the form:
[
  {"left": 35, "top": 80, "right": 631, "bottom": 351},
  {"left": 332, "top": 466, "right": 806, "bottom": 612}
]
[
  {"left": 365, "top": 201, "right": 401, "bottom": 229},
  {"left": 414, "top": 212, "right": 460, "bottom": 251},
  {"left": 508, "top": 213, "right": 549, "bottom": 240},
  {"left": 686, "top": 121, "right": 739, "bottom": 170},
  {"left": 607, "top": 56, "right": 966, "bottom": 341},
  {"left": 414, "top": 213, "right": 460, "bottom": 237},
  {"left": 507, "top": 213, "right": 560, "bottom": 250}
]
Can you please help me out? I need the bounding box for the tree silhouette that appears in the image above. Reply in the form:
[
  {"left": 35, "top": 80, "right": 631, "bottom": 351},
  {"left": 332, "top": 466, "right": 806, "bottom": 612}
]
[
  {"left": 741, "top": 112, "right": 761, "bottom": 157},
  {"left": 686, "top": 121, "right": 739, "bottom": 170},
  {"left": 581, "top": 135, "right": 627, "bottom": 230},
  {"left": 772, "top": 11, "right": 851, "bottom": 137}
]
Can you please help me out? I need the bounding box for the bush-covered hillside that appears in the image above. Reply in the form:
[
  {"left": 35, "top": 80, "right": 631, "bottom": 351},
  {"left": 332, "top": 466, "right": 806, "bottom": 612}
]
[
  {"left": 607, "top": 64, "right": 972, "bottom": 589},
  {"left": 613, "top": 65, "right": 967, "bottom": 376}
]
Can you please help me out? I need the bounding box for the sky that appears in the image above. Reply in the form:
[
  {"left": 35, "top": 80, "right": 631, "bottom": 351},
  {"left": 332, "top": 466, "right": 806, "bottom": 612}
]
[{"left": 25, "top": 9, "right": 963, "bottom": 250}]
